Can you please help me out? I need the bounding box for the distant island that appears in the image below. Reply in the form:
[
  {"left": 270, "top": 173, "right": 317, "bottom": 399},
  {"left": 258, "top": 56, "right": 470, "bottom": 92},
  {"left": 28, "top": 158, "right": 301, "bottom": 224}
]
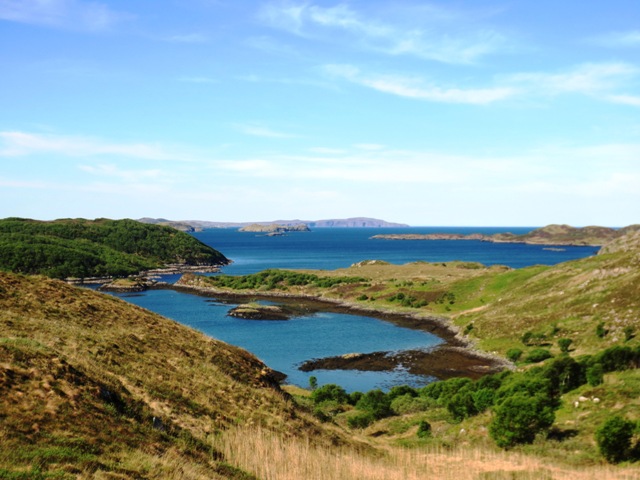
[
  {"left": 139, "top": 216, "right": 409, "bottom": 230},
  {"left": 372, "top": 224, "right": 640, "bottom": 247},
  {"left": 238, "top": 223, "right": 311, "bottom": 235}
]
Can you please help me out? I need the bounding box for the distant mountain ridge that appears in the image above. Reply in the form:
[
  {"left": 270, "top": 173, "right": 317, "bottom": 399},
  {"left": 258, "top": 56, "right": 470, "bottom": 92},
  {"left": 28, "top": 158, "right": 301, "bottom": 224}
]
[{"left": 139, "top": 216, "right": 409, "bottom": 230}]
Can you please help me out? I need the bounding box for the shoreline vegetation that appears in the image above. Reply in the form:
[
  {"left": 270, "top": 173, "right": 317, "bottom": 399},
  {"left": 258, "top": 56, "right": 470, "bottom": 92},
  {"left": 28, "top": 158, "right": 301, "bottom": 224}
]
[{"left": 173, "top": 273, "right": 511, "bottom": 380}]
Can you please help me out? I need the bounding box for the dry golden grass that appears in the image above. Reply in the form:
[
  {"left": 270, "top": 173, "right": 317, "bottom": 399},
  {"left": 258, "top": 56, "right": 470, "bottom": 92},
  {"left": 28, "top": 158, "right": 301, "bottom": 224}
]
[{"left": 216, "top": 426, "right": 640, "bottom": 480}]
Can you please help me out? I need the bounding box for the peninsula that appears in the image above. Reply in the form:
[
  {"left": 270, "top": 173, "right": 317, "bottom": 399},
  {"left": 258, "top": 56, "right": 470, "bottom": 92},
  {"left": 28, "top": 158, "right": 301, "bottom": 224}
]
[{"left": 372, "top": 223, "right": 640, "bottom": 246}]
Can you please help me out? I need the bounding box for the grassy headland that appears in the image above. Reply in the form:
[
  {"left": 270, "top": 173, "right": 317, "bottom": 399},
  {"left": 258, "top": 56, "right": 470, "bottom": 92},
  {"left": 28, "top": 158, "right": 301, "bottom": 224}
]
[{"left": 0, "top": 217, "right": 228, "bottom": 279}]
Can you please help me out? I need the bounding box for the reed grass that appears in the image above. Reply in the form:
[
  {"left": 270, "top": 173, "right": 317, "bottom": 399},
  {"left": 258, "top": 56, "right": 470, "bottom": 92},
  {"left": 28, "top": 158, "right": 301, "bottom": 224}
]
[{"left": 215, "top": 426, "right": 639, "bottom": 480}]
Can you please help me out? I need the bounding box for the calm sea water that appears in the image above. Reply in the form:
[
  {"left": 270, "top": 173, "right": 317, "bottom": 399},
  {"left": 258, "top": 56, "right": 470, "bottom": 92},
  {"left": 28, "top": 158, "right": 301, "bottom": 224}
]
[{"left": 112, "top": 227, "right": 598, "bottom": 392}]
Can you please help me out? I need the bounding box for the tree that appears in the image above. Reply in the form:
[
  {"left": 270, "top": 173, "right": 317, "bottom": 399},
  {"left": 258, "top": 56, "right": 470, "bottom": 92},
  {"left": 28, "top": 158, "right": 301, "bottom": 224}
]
[
  {"left": 489, "top": 393, "right": 556, "bottom": 448},
  {"left": 595, "top": 416, "right": 637, "bottom": 463}
]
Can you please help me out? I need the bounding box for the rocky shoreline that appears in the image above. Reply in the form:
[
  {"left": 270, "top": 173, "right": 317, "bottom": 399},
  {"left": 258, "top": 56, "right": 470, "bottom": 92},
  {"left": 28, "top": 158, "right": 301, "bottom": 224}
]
[
  {"left": 299, "top": 345, "right": 506, "bottom": 380},
  {"left": 173, "top": 274, "right": 512, "bottom": 380},
  {"left": 70, "top": 263, "right": 226, "bottom": 290}
]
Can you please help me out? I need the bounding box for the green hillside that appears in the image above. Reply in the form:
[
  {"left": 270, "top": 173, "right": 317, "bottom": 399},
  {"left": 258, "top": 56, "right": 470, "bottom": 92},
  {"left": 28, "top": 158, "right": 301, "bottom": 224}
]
[
  {"left": 0, "top": 272, "right": 342, "bottom": 479},
  {"left": 0, "top": 218, "right": 228, "bottom": 279}
]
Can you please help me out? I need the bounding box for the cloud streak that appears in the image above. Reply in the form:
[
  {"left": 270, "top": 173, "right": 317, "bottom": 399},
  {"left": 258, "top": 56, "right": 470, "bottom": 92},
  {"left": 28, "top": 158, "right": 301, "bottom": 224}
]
[
  {"left": 322, "top": 61, "right": 639, "bottom": 106},
  {"left": 0, "top": 0, "right": 131, "bottom": 32},
  {"left": 323, "top": 64, "right": 516, "bottom": 105},
  {"left": 260, "top": 1, "right": 506, "bottom": 64},
  {"left": 0, "top": 131, "right": 192, "bottom": 162}
]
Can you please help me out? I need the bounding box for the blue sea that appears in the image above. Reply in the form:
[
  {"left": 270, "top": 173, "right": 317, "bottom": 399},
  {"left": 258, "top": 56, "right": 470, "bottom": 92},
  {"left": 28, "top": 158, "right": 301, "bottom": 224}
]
[{"left": 112, "top": 227, "right": 598, "bottom": 392}]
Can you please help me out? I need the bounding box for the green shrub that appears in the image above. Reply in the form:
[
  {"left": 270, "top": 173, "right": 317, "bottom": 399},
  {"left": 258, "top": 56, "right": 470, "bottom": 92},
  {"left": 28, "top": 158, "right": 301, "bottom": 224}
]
[
  {"left": 347, "top": 412, "right": 375, "bottom": 429},
  {"left": 524, "top": 348, "right": 553, "bottom": 364},
  {"left": 624, "top": 326, "right": 635, "bottom": 341},
  {"left": 586, "top": 363, "right": 604, "bottom": 386},
  {"left": 446, "top": 388, "right": 477, "bottom": 422},
  {"left": 472, "top": 388, "right": 496, "bottom": 413},
  {"left": 311, "top": 384, "right": 349, "bottom": 405},
  {"left": 387, "top": 385, "right": 418, "bottom": 401},
  {"left": 355, "top": 390, "right": 392, "bottom": 419},
  {"left": 557, "top": 338, "right": 573, "bottom": 353},
  {"left": 489, "top": 393, "right": 556, "bottom": 448},
  {"left": 596, "top": 322, "right": 607, "bottom": 338},
  {"left": 543, "top": 356, "right": 585, "bottom": 395},
  {"left": 506, "top": 348, "right": 523, "bottom": 362},
  {"left": 597, "top": 345, "right": 639, "bottom": 372},
  {"left": 595, "top": 416, "right": 638, "bottom": 463},
  {"left": 417, "top": 420, "right": 432, "bottom": 438},
  {"left": 390, "top": 394, "right": 433, "bottom": 415}
]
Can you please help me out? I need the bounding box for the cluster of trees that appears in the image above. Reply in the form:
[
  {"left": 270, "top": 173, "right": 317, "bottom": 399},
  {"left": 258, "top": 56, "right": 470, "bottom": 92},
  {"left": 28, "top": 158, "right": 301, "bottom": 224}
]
[
  {"left": 308, "top": 344, "right": 640, "bottom": 456},
  {"left": 0, "top": 218, "right": 227, "bottom": 279},
  {"left": 208, "top": 269, "right": 367, "bottom": 291}
]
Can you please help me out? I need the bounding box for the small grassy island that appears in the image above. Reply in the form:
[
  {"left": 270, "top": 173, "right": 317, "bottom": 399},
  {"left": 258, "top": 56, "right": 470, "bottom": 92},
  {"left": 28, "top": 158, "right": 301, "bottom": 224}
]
[{"left": 1, "top": 222, "right": 639, "bottom": 478}]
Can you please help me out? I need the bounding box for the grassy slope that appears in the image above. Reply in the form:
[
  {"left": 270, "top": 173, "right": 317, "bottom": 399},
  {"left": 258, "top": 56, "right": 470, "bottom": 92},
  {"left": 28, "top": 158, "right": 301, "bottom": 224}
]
[
  {"left": 179, "top": 232, "right": 640, "bottom": 469},
  {"left": 0, "top": 272, "right": 345, "bottom": 479}
]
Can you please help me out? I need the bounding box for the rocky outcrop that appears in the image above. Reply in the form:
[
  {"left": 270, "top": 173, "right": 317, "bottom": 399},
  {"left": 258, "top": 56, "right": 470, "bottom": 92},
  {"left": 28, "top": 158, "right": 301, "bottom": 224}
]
[{"left": 228, "top": 304, "right": 292, "bottom": 320}]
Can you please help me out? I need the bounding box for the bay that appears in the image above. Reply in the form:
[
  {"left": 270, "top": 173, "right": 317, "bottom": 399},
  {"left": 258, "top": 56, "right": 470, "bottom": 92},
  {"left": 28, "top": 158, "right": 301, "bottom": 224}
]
[{"left": 112, "top": 227, "right": 598, "bottom": 392}]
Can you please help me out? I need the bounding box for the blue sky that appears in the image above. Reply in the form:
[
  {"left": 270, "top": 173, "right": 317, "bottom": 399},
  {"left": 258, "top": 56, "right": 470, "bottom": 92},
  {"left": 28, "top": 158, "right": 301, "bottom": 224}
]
[{"left": 1, "top": 0, "right": 639, "bottom": 226}]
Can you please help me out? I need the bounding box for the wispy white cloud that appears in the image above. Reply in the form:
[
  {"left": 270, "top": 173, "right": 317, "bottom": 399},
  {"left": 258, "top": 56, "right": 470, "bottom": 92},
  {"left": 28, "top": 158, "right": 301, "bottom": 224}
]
[
  {"left": 260, "top": 1, "right": 506, "bottom": 64},
  {"left": 326, "top": 61, "right": 639, "bottom": 106},
  {"left": 323, "top": 64, "right": 517, "bottom": 105},
  {"left": 0, "top": 131, "right": 190, "bottom": 161},
  {"left": 606, "top": 94, "right": 640, "bottom": 107},
  {"left": 78, "top": 164, "right": 169, "bottom": 183},
  {"left": 0, "top": 0, "right": 131, "bottom": 32},
  {"left": 506, "top": 62, "right": 638, "bottom": 96},
  {"left": 234, "top": 123, "right": 299, "bottom": 139}
]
